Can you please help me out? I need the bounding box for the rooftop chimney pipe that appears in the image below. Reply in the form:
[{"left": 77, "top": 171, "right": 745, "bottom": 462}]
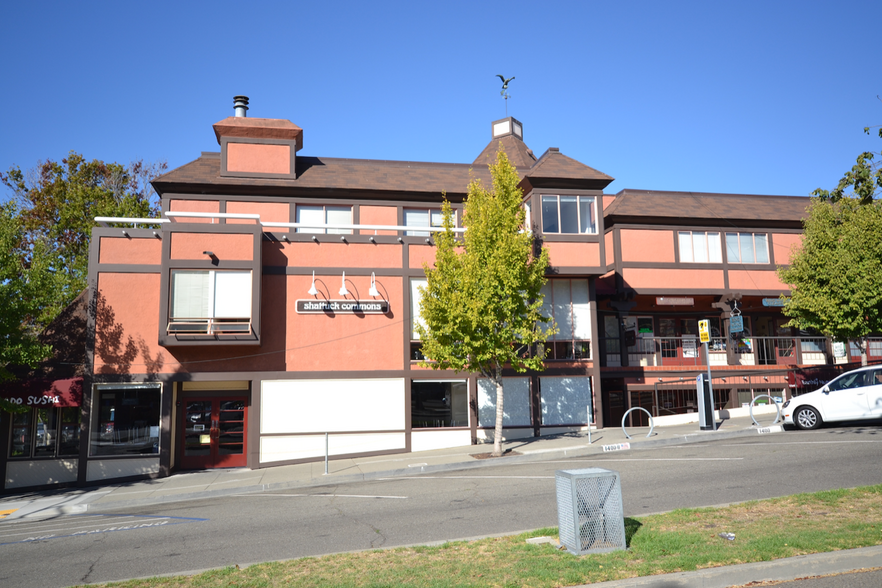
[{"left": 233, "top": 95, "right": 249, "bottom": 118}]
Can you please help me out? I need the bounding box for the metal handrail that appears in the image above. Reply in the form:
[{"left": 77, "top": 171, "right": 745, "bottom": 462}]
[{"left": 94, "top": 214, "right": 467, "bottom": 233}]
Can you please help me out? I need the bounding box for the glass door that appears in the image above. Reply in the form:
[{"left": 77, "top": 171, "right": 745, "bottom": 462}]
[{"left": 181, "top": 397, "right": 247, "bottom": 469}]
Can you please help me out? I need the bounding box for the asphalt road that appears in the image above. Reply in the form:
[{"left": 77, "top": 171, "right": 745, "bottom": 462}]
[{"left": 2, "top": 426, "right": 881, "bottom": 588}]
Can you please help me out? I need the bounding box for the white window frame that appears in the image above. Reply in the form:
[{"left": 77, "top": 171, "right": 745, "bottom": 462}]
[
  {"left": 410, "top": 278, "right": 427, "bottom": 340},
  {"left": 404, "top": 208, "right": 451, "bottom": 236},
  {"left": 540, "top": 195, "right": 597, "bottom": 234},
  {"left": 540, "top": 279, "right": 591, "bottom": 360},
  {"left": 678, "top": 231, "right": 722, "bottom": 263},
  {"left": 169, "top": 270, "right": 252, "bottom": 334},
  {"left": 295, "top": 204, "right": 353, "bottom": 234},
  {"left": 725, "top": 232, "right": 770, "bottom": 264}
]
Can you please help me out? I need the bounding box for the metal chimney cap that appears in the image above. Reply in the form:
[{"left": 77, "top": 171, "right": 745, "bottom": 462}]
[{"left": 233, "top": 96, "right": 249, "bottom": 117}]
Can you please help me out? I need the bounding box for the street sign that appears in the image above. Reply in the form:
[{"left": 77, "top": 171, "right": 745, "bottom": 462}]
[{"left": 698, "top": 319, "right": 710, "bottom": 343}]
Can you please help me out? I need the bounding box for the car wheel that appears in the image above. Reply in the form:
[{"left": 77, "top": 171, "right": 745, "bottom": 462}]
[{"left": 795, "top": 406, "right": 821, "bottom": 430}]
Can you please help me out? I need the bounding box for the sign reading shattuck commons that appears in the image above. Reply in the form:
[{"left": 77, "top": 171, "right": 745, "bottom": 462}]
[{"left": 295, "top": 299, "right": 389, "bottom": 314}]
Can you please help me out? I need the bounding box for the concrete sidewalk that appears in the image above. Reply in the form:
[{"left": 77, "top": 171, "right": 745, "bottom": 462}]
[{"left": 1, "top": 412, "right": 783, "bottom": 519}]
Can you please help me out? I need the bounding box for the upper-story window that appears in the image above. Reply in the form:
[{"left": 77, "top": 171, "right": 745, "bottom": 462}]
[
  {"left": 540, "top": 279, "right": 591, "bottom": 360},
  {"left": 678, "top": 231, "right": 722, "bottom": 263},
  {"left": 296, "top": 205, "right": 352, "bottom": 234},
  {"left": 169, "top": 270, "right": 252, "bottom": 334},
  {"left": 404, "top": 208, "right": 446, "bottom": 236},
  {"left": 725, "top": 232, "right": 769, "bottom": 264},
  {"left": 541, "top": 195, "right": 597, "bottom": 234}
]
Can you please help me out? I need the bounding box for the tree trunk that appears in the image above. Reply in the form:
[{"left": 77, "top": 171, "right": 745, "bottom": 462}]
[
  {"left": 492, "top": 362, "right": 504, "bottom": 457},
  {"left": 859, "top": 337, "right": 868, "bottom": 367}
]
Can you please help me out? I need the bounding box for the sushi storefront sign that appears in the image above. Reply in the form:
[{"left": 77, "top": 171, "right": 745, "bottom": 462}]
[{"left": 0, "top": 378, "right": 84, "bottom": 407}]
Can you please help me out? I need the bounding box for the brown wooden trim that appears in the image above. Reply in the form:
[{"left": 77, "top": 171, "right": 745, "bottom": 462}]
[
  {"left": 158, "top": 223, "right": 262, "bottom": 348},
  {"left": 219, "top": 136, "right": 297, "bottom": 180},
  {"left": 94, "top": 264, "right": 161, "bottom": 273}
]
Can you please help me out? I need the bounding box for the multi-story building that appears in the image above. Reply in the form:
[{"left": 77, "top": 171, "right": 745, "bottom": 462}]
[{"left": 3, "top": 97, "right": 874, "bottom": 492}]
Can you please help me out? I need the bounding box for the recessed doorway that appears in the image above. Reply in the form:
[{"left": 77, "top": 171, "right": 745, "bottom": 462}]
[{"left": 180, "top": 397, "right": 247, "bottom": 469}]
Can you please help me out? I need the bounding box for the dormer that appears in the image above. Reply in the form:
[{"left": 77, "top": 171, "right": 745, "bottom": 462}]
[{"left": 214, "top": 96, "right": 303, "bottom": 180}]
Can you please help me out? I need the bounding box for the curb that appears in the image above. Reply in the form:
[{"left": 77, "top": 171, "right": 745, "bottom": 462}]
[
  {"left": 66, "top": 425, "right": 777, "bottom": 514},
  {"left": 574, "top": 545, "right": 882, "bottom": 588}
]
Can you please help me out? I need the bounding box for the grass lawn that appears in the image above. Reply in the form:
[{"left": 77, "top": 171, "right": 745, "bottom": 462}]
[{"left": 81, "top": 484, "right": 882, "bottom": 588}]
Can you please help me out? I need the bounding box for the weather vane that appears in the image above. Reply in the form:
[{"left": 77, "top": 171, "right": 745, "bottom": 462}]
[{"left": 497, "top": 75, "right": 514, "bottom": 116}]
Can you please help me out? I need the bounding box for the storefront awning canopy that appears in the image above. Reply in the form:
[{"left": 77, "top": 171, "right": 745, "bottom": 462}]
[
  {"left": 786, "top": 368, "right": 840, "bottom": 390},
  {"left": 0, "top": 377, "right": 83, "bottom": 407}
]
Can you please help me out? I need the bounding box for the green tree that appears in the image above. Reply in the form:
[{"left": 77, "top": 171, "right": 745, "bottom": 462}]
[
  {"left": 813, "top": 126, "right": 882, "bottom": 204},
  {"left": 0, "top": 152, "right": 165, "bottom": 387},
  {"left": 416, "top": 148, "right": 553, "bottom": 457},
  {"left": 778, "top": 197, "right": 882, "bottom": 365}
]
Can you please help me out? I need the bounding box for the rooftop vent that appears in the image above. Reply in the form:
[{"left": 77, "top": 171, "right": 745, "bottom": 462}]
[{"left": 233, "top": 95, "right": 249, "bottom": 118}]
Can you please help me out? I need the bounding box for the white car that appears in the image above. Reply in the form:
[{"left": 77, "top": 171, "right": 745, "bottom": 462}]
[{"left": 782, "top": 365, "right": 882, "bottom": 429}]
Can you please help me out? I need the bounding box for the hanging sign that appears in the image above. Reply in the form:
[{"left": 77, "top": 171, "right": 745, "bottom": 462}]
[
  {"left": 656, "top": 297, "right": 694, "bottom": 306},
  {"left": 762, "top": 298, "right": 788, "bottom": 307},
  {"left": 296, "top": 299, "right": 389, "bottom": 314},
  {"left": 729, "top": 316, "right": 744, "bottom": 334}
]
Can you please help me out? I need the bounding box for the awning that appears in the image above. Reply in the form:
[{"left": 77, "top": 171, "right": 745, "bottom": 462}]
[
  {"left": 0, "top": 377, "right": 84, "bottom": 407},
  {"left": 786, "top": 368, "right": 840, "bottom": 390}
]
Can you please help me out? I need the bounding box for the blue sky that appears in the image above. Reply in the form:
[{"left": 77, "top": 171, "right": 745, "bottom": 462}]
[{"left": 2, "top": 1, "right": 880, "bottom": 199}]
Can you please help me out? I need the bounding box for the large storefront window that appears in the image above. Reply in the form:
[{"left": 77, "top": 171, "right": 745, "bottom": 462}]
[
  {"left": 90, "top": 385, "right": 161, "bottom": 456},
  {"left": 477, "top": 378, "right": 530, "bottom": 427},
  {"left": 540, "top": 279, "right": 591, "bottom": 360},
  {"left": 540, "top": 376, "right": 592, "bottom": 425},
  {"left": 411, "top": 381, "right": 468, "bottom": 428},
  {"left": 9, "top": 407, "right": 81, "bottom": 459}
]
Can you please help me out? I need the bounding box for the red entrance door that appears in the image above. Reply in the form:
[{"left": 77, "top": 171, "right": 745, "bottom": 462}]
[{"left": 181, "top": 398, "right": 247, "bottom": 469}]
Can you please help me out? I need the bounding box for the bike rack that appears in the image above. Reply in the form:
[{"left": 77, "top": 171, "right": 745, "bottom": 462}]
[
  {"left": 621, "top": 407, "right": 655, "bottom": 439},
  {"left": 749, "top": 394, "right": 782, "bottom": 427}
]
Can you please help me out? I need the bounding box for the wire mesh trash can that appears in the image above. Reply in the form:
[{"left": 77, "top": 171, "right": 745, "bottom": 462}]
[{"left": 556, "top": 468, "right": 626, "bottom": 555}]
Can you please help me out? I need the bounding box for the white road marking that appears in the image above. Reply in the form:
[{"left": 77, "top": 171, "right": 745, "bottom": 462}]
[
  {"left": 236, "top": 493, "right": 408, "bottom": 499},
  {"left": 718, "top": 440, "right": 882, "bottom": 446},
  {"left": 545, "top": 457, "right": 744, "bottom": 462},
  {"left": 0, "top": 517, "right": 171, "bottom": 540},
  {"left": 381, "top": 476, "right": 555, "bottom": 480}
]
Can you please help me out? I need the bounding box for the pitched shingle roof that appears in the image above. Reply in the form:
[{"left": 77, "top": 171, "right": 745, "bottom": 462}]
[
  {"left": 522, "top": 148, "right": 614, "bottom": 191},
  {"left": 603, "top": 189, "right": 809, "bottom": 228},
  {"left": 472, "top": 134, "right": 537, "bottom": 170},
  {"left": 153, "top": 152, "right": 491, "bottom": 201}
]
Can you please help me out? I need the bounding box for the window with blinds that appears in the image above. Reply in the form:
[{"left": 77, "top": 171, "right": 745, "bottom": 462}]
[{"left": 169, "top": 270, "right": 252, "bottom": 334}]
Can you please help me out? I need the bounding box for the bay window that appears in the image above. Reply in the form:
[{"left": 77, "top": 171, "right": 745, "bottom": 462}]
[
  {"left": 541, "top": 195, "right": 596, "bottom": 234},
  {"left": 168, "top": 270, "right": 252, "bottom": 334}
]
